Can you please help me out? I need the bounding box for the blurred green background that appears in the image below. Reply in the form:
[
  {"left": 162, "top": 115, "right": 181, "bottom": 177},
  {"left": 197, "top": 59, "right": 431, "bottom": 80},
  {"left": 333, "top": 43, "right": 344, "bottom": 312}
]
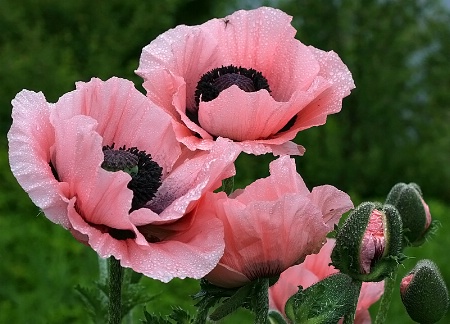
[{"left": 1, "top": 0, "right": 449, "bottom": 322}]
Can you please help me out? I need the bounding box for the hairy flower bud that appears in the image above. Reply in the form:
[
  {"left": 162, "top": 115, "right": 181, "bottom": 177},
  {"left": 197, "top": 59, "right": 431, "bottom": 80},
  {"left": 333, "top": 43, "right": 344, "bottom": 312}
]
[
  {"left": 385, "top": 182, "right": 432, "bottom": 246},
  {"left": 400, "top": 259, "right": 449, "bottom": 324},
  {"left": 331, "top": 202, "right": 403, "bottom": 281}
]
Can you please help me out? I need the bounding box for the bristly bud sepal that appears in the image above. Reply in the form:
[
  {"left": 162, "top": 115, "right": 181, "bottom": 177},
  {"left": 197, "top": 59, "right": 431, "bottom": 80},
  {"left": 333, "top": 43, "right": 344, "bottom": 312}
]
[
  {"left": 400, "top": 259, "right": 449, "bottom": 324},
  {"left": 331, "top": 202, "right": 403, "bottom": 282},
  {"left": 385, "top": 182, "right": 432, "bottom": 247}
]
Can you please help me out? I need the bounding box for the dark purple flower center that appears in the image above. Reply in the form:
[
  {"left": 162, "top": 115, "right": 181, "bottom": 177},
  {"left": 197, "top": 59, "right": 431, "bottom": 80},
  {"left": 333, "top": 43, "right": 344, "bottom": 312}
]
[
  {"left": 186, "top": 65, "right": 271, "bottom": 125},
  {"left": 194, "top": 65, "right": 271, "bottom": 105},
  {"left": 187, "top": 64, "right": 297, "bottom": 136},
  {"left": 102, "top": 144, "right": 162, "bottom": 212}
]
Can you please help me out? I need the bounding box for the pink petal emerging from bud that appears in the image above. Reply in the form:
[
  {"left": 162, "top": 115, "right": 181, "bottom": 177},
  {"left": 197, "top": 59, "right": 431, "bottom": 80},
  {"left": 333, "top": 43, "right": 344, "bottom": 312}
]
[
  {"left": 360, "top": 209, "right": 385, "bottom": 274},
  {"left": 419, "top": 196, "right": 432, "bottom": 232},
  {"left": 269, "top": 239, "right": 384, "bottom": 323},
  {"left": 400, "top": 273, "right": 414, "bottom": 296}
]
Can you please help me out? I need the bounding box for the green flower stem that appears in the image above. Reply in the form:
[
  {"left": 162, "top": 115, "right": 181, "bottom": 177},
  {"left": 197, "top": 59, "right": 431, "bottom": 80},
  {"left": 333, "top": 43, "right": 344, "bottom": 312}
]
[
  {"left": 108, "top": 256, "right": 123, "bottom": 324},
  {"left": 253, "top": 278, "right": 270, "bottom": 324},
  {"left": 343, "top": 280, "right": 362, "bottom": 324},
  {"left": 98, "top": 256, "right": 108, "bottom": 285},
  {"left": 375, "top": 271, "right": 398, "bottom": 324}
]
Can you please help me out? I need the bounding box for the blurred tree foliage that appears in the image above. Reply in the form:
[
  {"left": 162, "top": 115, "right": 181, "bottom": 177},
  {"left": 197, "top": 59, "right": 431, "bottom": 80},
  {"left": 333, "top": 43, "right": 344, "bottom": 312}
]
[
  {"left": 275, "top": 0, "right": 450, "bottom": 199},
  {"left": 0, "top": 0, "right": 221, "bottom": 136}
]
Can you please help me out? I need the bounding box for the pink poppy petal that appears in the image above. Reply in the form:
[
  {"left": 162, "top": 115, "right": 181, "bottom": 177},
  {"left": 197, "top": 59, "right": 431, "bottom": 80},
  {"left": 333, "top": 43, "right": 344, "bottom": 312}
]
[
  {"left": 294, "top": 48, "right": 355, "bottom": 129},
  {"left": 358, "top": 281, "right": 385, "bottom": 310},
  {"left": 52, "top": 115, "right": 133, "bottom": 229},
  {"left": 232, "top": 156, "right": 309, "bottom": 203},
  {"left": 137, "top": 25, "right": 220, "bottom": 112},
  {"left": 204, "top": 263, "right": 251, "bottom": 288},
  {"left": 300, "top": 239, "right": 339, "bottom": 280},
  {"left": 210, "top": 193, "right": 328, "bottom": 287},
  {"left": 269, "top": 266, "right": 319, "bottom": 314},
  {"left": 8, "top": 90, "right": 70, "bottom": 227},
  {"left": 239, "top": 140, "right": 305, "bottom": 156},
  {"left": 198, "top": 86, "right": 296, "bottom": 141},
  {"left": 147, "top": 138, "right": 240, "bottom": 222},
  {"left": 55, "top": 77, "right": 181, "bottom": 171},
  {"left": 69, "top": 196, "right": 225, "bottom": 282},
  {"left": 353, "top": 309, "right": 372, "bottom": 324},
  {"left": 203, "top": 7, "right": 319, "bottom": 100},
  {"left": 310, "top": 185, "right": 354, "bottom": 228}
]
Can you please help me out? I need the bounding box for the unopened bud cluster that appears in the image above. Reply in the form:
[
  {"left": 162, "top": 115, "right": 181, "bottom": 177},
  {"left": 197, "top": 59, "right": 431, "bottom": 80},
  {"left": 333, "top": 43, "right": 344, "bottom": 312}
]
[{"left": 385, "top": 182, "right": 433, "bottom": 247}]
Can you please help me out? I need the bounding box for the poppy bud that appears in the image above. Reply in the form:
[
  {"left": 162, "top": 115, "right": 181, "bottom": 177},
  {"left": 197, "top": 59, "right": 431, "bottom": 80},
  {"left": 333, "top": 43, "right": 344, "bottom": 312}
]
[
  {"left": 400, "top": 259, "right": 449, "bottom": 324},
  {"left": 385, "top": 182, "right": 432, "bottom": 246},
  {"left": 331, "top": 202, "right": 403, "bottom": 281}
]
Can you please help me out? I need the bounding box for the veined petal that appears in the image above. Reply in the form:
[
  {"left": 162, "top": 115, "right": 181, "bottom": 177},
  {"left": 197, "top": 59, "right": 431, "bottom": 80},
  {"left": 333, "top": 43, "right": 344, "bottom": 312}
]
[
  {"left": 309, "top": 185, "right": 354, "bottom": 228},
  {"left": 8, "top": 90, "right": 70, "bottom": 227},
  {"left": 51, "top": 114, "right": 133, "bottom": 229}
]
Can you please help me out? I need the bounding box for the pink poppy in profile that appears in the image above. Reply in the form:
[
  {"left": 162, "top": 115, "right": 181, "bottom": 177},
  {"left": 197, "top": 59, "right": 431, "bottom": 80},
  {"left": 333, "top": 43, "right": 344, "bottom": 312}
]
[
  {"left": 269, "top": 239, "right": 385, "bottom": 323},
  {"left": 8, "top": 77, "right": 240, "bottom": 282},
  {"left": 136, "top": 7, "right": 354, "bottom": 156},
  {"left": 200, "top": 156, "right": 353, "bottom": 288}
]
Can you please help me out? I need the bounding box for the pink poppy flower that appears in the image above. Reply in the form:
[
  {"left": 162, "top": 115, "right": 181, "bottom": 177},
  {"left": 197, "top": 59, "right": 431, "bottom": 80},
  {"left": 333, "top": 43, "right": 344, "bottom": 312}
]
[
  {"left": 269, "top": 239, "right": 385, "bottom": 323},
  {"left": 200, "top": 156, "right": 353, "bottom": 287},
  {"left": 8, "top": 77, "right": 240, "bottom": 282},
  {"left": 136, "top": 7, "right": 354, "bottom": 156}
]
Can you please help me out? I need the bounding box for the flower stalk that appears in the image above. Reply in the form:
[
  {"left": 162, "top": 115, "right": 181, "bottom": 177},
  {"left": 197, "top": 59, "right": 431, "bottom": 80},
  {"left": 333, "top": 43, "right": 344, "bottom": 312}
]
[
  {"left": 108, "top": 256, "right": 123, "bottom": 324},
  {"left": 374, "top": 271, "right": 398, "bottom": 324}
]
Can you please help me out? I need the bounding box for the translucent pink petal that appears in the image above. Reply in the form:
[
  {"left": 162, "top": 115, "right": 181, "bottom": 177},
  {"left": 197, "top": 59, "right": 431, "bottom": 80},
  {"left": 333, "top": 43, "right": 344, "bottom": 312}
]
[
  {"left": 353, "top": 309, "right": 372, "bottom": 324},
  {"left": 69, "top": 197, "right": 225, "bottom": 282},
  {"left": 205, "top": 8, "right": 320, "bottom": 100},
  {"left": 231, "top": 156, "right": 309, "bottom": 203},
  {"left": 142, "top": 137, "right": 240, "bottom": 224},
  {"left": 309, "top": 185, "right": 354, "bottom": 228},
  {"left": 52, "top": 115, "right": 134, "bottom": 229},
  {"left": 300, "top": 239, "right": 339, "bottom": 280},
  {"left": 198, "top": 86, "right": 298, "bottom": 141},
  {"left": 218, "top": 195, "right": 327, "bottom": 274},
  {"left": 204, "top": 159, "right": 350, "bottom": 287},
  {"left": 269, "top": 267, "right": 318, "bottom": 313},
  {"left": 294, "top": 48, "right": 355, "bottom": 129},
  {"left": 358, "top": 281, "right": 385, "bottom": 310},
  {"left": 55, "top": 77, "right": 181, "bottom": 171},
  {"left": 137, "top": 25, "right": 220, "bottom": 111},
  {"left": 8, "top": 90, "right": 70, "bottom": 227}
]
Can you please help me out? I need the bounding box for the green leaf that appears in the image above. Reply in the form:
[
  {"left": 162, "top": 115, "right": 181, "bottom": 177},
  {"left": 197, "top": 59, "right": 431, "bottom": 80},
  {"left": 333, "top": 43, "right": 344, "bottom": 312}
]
[
  {"left": 74, "top": 284, "right": 108, "bottom": 323},
  {"left": 268, "top": 310, "right": 288, "bottom": 324},
  {"left": 209, "top": 282, "right": 254, "bottom": 321},
  {"left": 121, "top": 283, "right": 159, "bottom": 318},
  {"left": 285, "top": 273, "right": 360, "bottom": 324}
]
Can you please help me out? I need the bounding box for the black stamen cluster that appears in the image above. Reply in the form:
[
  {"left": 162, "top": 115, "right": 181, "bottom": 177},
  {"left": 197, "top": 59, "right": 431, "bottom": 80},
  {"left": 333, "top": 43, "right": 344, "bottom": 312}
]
[
  {"left": 102, "top": 144, "right": 163, "bottom": 212},
  {"left": 194, "top": 65, "right": 271, "bottom": 106}
]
